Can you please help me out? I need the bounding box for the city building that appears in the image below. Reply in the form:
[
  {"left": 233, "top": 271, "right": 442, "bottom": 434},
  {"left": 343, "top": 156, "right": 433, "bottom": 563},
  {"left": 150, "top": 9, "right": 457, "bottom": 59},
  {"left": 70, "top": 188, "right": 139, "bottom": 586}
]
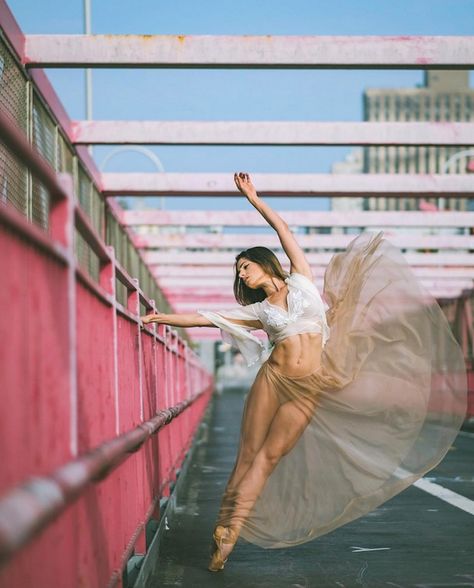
[{"left": 363, "top": 70, "right": 474, "bottom": 212}]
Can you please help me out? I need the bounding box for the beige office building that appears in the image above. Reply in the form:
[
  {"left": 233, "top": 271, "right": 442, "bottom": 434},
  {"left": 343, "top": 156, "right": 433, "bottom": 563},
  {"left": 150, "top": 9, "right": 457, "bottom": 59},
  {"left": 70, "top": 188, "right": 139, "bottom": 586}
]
[{"left": 363, "top": 70, "right": 474, "bottom": 212}]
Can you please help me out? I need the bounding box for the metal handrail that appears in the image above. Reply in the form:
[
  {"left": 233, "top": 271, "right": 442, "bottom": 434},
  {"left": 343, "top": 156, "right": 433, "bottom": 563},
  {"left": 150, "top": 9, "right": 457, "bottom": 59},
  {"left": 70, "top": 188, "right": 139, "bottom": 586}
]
[{"left": 0, "top": 387, "right": 210, "bottom": 567}]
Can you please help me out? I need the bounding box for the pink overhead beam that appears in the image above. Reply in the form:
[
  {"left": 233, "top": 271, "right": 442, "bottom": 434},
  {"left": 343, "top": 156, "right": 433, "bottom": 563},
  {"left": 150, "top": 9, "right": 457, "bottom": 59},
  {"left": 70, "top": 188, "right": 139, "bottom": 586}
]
[
  {"left": 101, "top": 173, "right": 474, "bottom": 197},
  {"left": 173, "top": 292, "right": 466, "bottom": 312},
  {"left": 133, "top": 232, "right": 474, "bottom": 250},
  {"left": 144, "top": 251, "right": 474, "bottom": 267},
  {"left": 71, "top": 121, "right": 474, "bottom": 146},
  {"left": 153, "top": 266, "right": 474, "bottom": 279},
  {"left": 164, "top": 281, "right": 474, "bottom": 299},
  {"left": 23, "top": 35, "right": 474, "bottom": 68},
  {"left": 122, "top": 210, "right": 474, "bottom": 228},
  {"left": 156, "top": 274, "right": 474, "bottom": 288}
]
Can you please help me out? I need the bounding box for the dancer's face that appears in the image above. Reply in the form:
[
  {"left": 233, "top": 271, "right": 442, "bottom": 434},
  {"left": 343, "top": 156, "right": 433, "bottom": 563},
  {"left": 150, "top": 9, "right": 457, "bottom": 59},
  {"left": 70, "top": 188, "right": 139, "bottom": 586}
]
[{"left": 236, "top": 258, "right": 268, "bottom": 289}]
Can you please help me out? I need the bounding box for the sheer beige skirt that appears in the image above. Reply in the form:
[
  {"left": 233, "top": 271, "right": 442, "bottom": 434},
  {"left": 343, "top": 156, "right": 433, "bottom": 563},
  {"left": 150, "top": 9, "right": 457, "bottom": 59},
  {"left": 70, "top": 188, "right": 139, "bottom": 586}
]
[{"left": 214, "top": 231, "right": 468, "bottom": 549}]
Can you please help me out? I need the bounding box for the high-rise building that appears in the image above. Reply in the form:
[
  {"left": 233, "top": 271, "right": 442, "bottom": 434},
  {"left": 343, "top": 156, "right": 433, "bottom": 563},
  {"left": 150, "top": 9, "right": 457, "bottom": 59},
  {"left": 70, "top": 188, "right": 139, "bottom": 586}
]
[
  {"left": 363, "top": 70, "right": 474, "bottom": 211},
  {"left": 329, "top": 149, "right": 364, "bottom": 233}
]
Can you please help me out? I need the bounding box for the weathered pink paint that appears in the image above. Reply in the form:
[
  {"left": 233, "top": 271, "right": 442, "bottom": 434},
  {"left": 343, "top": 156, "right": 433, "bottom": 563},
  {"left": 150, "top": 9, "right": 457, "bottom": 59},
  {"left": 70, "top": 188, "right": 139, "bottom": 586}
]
[
  {"left": 23, "top": 35, "right": 474, "bottom": 68},
  {"left": 122, "top": 210, "right": 474, "bottom": 228},
  {"left": 101, "top": 172, "right": 474, "bottom": 197},
  {"left": 72, "top": 120, "right": 474, "bottom": 146},
  {"left": 0, "top": 122, "right": 212, "bottom": 588},
  {"left": 143, "top": 250, "right": 474, "bottom": 267},
  {"left": 134, "top": 232, "right": 474, "bottom": 250},
  {"left": 467, "top": 159, "right": 474, "bottom": 173}
]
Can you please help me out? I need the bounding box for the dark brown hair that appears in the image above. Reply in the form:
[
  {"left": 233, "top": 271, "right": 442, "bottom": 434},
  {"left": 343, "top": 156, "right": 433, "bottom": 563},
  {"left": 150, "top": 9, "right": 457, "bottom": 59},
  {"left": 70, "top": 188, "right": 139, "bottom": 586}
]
[{"left": 233, "top": 247, "right": 289, "bottom": 305}]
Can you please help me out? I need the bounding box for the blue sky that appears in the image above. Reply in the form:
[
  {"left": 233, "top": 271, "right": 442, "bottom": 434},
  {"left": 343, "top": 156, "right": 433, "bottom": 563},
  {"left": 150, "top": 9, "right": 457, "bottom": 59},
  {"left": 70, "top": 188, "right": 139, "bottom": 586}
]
[{"left": 8, "top": 0, "right": 474, "bottom": 211}]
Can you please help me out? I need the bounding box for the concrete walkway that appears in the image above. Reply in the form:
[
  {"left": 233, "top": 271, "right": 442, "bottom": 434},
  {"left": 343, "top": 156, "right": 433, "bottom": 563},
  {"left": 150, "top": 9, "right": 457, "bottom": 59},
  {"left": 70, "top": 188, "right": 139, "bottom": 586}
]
[{"left": 142, "top": 388, "right": 474, "bottom": 588}]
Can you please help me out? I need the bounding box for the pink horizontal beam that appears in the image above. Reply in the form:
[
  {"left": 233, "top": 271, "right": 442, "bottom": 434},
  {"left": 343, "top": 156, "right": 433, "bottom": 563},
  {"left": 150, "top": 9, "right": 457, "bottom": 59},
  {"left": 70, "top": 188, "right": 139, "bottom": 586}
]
[
  {"left": 157, "top": 275, "right": 474, "bottom": 289},
  {"left": 134, "top": 232, "right": 474, "bottom": 250},
  {"left": 23, "top": 35, "right": 474, "bottom": 68},
  {"left": 165, "top": 283, "right": 473, "bottom": 302},
  {"left": 173, "top": 292, "right": 466, "bottom": 311},
  {"left": 144, "top": 251, "right": 474, "bottom": 267},
  {"left": 72, "top": 121, "right": 474, "bottom": 146},
  {"left": 122, "top": 210, "right": 474, "bottom": 228},
  {"left": 153, "top": 266, "right": 474, "bottom": 279},
  {"left": 101, "top": 173, "right": 474, "bottom": 197}
]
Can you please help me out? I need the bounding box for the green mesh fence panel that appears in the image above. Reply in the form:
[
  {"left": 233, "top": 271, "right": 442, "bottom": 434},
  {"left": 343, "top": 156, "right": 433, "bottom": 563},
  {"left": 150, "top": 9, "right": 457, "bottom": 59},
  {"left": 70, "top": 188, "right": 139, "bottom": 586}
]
[
  {"left": 57, "top": 132, "right": 74, "bottom": 175},
  {"left": 91, "top": 185, "right": 105, "bottom": 238},
  {"left": 32, "top": 93, "right": 55, "bottom": 230},
  {"left": 77, "top": 164, "right": 92, "bottom": 217},
  {"left": 0, "top": 37, "right": 28, "bottom": 216}
]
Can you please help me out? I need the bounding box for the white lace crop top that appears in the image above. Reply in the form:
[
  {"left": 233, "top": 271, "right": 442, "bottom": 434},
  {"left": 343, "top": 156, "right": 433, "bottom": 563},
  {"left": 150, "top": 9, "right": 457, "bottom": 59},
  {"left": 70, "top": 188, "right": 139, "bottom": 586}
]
[{"left": 197, "top": 272, "right": 330, "bottom": 367}]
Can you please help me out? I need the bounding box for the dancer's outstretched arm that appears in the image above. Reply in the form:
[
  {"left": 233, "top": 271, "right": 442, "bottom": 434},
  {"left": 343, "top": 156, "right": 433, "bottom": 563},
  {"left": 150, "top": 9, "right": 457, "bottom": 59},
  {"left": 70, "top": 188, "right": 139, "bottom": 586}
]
[
  {"left": 234, "top": 172, "right": 312, "bottom": 280},
  {"left": 141, "top": 312, "right": 212, "bottom": 326},
  {"left": 141, "top": 311, "right": 261, "bottom": 329}
]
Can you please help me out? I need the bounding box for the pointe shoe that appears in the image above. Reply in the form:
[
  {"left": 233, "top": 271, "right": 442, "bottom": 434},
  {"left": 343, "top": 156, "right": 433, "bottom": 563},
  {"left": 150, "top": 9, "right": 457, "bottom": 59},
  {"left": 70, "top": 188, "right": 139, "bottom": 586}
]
[{"left": 208, "top": 525, "right": 238, "bottom": 572}]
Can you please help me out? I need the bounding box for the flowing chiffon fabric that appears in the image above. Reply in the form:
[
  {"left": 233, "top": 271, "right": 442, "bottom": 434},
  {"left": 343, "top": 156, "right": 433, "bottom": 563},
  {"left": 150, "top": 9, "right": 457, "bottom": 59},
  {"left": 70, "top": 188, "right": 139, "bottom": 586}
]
[{"left": 215, "top": 231, "right": 467, "bottom": 548}]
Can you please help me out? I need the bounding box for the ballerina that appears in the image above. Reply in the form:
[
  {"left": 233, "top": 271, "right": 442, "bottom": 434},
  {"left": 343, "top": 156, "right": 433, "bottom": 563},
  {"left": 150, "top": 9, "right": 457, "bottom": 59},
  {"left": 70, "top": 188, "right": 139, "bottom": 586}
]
[{"left": 141, "top": 172, "right": 467, "bottom": 573}]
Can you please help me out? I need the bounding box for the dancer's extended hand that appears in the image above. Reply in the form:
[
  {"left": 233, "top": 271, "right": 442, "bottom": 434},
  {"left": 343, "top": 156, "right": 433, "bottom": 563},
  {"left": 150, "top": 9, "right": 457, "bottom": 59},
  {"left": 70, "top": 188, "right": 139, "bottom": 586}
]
[
  {"left": 141, "top": 313, "right": 162, "bottom": 325},
  {"left": 234, "top": 172, "right": 258, "bottom": 201}
]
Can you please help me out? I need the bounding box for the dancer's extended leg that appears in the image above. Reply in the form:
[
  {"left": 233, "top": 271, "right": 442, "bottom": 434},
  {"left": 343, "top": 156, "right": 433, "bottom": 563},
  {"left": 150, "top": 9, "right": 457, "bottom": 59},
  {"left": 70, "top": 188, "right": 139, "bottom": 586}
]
[
  {"left": 226, "top": 396, "right": 315, "bottom": 536},
  {"left": 215, "top": 369, "right": 280, "bottom": 526}
]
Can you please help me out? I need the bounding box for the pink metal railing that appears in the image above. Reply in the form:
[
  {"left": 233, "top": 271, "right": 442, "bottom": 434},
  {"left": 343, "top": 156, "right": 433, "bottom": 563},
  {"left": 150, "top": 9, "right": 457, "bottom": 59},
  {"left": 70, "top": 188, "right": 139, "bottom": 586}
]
[{"left": 0, "top": 108, "right": 213, "bottom": 587}]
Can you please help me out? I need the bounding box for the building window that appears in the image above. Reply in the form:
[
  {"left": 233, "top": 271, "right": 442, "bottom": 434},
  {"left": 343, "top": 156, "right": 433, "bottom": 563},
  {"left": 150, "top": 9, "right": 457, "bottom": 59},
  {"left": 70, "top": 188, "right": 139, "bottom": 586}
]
[
  {"left": 465, "top": 96, "right": 472, "bottom": 120},
  {"left": 395, "top": 96, "right": 401, "bottom": 120},
  {"left": 444, "top": 95, "right": 451, "bottom": 120},
  {"left": 454, "top": 95, "right": 462, "bottom": 120},
  {"left": 413, "top": 97, "right": 420, "bottom": 120},
  {"left": 434, "top": 97, "right": 441, "bottom": 121}
]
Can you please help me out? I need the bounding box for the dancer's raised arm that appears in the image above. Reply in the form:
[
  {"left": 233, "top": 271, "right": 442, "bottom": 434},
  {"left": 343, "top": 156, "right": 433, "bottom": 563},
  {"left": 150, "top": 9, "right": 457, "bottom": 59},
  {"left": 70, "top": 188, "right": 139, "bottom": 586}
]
[{"left": 234, "top": 172, "right": 312, "bottom": 280}]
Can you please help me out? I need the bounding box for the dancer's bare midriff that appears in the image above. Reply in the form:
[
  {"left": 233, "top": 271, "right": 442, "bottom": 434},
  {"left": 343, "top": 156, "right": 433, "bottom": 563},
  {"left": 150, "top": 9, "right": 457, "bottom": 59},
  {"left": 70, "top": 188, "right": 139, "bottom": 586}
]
[{"left": 267, "top": 332, "right": 323, "bottom": 377}]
